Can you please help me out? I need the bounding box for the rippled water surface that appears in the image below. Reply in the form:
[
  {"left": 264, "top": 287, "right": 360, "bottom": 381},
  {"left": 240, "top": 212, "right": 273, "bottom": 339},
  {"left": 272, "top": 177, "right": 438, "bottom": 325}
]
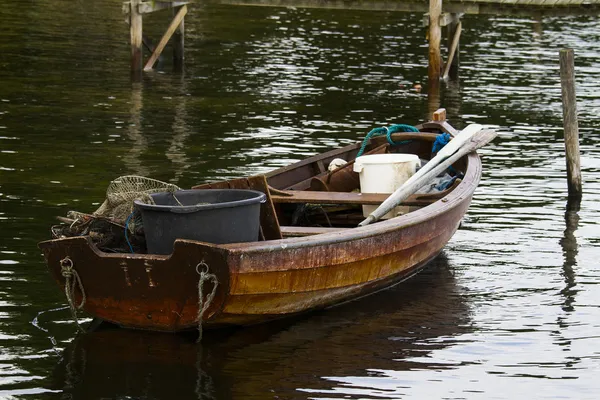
[{"left": 1, "top": 1, "right": 599, "bottom": 399}]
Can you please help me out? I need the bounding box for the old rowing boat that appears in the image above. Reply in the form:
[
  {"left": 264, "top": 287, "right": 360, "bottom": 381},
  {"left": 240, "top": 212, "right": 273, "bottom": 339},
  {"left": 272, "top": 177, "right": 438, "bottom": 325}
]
[{"left": 39, "top": 114, "right": 484, "bottom": 332}]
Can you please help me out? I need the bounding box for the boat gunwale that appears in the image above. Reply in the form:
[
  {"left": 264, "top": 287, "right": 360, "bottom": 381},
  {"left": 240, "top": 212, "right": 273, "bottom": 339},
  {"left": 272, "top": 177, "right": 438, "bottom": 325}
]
[{"left": 38, "top": 149, "right": 481, "bottom": 259}]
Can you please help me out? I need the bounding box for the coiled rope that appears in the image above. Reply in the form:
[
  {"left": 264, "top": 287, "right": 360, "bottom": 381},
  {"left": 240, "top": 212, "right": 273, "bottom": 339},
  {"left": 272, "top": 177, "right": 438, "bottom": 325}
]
[
  {"left": 196, "top": 261, "right": 219, "bottom": 343},
  {"left": 356, "top": 124, "right": 420, "bottom": 157},
  {"left": 60, "top": 256, "right": 86, "bottom": 332},
  {"left": 432, "top": 132, "right": 451, "bottom": 154}
]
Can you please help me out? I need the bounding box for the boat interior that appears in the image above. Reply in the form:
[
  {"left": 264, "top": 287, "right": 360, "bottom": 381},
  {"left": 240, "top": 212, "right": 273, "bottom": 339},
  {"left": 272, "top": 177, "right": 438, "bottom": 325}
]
[
  {"left": 192, "top": 121, "right": 467, "bottom": 241},
  {"left": 48, "top": 116, "right": 469, "bottom": 253}
]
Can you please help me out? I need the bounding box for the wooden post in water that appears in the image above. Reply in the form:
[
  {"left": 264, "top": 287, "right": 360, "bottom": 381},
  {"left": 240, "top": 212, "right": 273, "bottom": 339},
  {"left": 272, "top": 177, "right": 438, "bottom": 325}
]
[
  {"left": 444, "top": 14, "right": 461, "bottom": 80},
  {"left": 173, "top": 6, "right": 185, "bottom": 71},
  {"left": 125, "top": 1, "right": 189, "bottom": 77},
  {"left": 428, "top": 0, "right": 442, "bottom": 84},
  {"left": 130, "top": 0, "right": 143, "bottom": 79},
  {"left": 559, "top": 48, "right": 583, "bottom": 201}
]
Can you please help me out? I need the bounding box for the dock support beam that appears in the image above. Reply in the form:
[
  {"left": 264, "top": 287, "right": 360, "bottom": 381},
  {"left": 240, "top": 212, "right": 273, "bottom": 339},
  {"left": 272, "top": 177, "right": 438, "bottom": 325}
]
[
  {"left": 559, "top": 48, "right": 582, "bottom": 202},
  {"left": 444, "top": 14, "right": 461, "bottom": 80},
  {"left": 173, "top": 6, "right": 185, "bottom": 71},
  {"left": 428, "top": 0, "right": 442, "bottom": 84},
  {"left": 130, "top": 0, "right": 143, "bottom": 80},
  {"left": 125, "top": 1, "right": 189, "bottom": 78},
  {"left": 427, "top": 0, "right": 442, "bottom": 120}
]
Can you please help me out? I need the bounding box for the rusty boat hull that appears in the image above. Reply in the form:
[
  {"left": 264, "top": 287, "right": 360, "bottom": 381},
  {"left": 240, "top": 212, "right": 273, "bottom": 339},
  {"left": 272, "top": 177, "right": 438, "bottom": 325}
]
[{"left": 39, "top": 123, "right": 482, "bottom": 332}]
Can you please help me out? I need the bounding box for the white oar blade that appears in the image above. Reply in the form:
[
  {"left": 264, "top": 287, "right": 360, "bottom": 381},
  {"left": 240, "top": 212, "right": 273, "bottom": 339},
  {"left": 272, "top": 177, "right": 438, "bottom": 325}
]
[{"left": 359, "top": 127, "right": 496, "bottom": 226}]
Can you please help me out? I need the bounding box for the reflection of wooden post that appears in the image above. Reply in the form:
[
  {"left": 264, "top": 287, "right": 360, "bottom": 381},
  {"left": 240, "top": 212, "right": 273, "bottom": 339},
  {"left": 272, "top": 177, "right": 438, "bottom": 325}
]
[
  {"left": 427, "top": 79, "right": 441, "bottom": 121},
  {"left": 130, "top": 0, "right": 143, "bottom": 79},
  {"left": 444, "top": 14, "right": 461, "bottom": 80},
  {"left": 428, "top": 0, "right": 442, "bottom": 84},
  {"left": 173, "top": 6, "right": 185, "bottom": 72},
  {"left": 559, "top": 49, "right": 582, "bottom": 201},
  {"left": 125, "top": 83, "right": 150, "bottom": 176}
]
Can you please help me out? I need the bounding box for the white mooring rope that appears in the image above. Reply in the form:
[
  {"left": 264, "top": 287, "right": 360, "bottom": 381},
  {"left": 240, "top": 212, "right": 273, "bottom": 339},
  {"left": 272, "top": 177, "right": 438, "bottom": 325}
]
[
  {"left": 60, "top": 256, "right": 86, "bottom": 332},
  {"left": 196, "top": 261, "right": 218, "bottom": 343}
]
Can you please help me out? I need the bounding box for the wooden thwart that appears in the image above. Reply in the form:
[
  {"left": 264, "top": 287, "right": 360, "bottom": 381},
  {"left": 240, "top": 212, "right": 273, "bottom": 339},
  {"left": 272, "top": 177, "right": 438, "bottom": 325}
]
[
  {"left": 280, "top": 226, "right": 350, "bottom": 237},
  {"left": 270, "top": 184, "right": 458, "bottom": 207}
]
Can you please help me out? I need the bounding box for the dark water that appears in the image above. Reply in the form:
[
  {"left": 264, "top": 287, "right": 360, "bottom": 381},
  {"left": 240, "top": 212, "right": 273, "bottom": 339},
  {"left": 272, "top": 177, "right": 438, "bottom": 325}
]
[{"left": 1, "top": 1, "right": 599, "bottom": 399}]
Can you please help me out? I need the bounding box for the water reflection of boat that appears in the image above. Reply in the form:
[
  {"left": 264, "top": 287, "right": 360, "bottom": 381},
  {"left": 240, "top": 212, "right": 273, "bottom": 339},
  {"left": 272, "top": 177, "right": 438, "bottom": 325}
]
[
  {"left": 38, "top": 116, "right": 483, "bottom": 332},
  {"left": 49, "top": 255, "right": 470, "bottom": 399}
]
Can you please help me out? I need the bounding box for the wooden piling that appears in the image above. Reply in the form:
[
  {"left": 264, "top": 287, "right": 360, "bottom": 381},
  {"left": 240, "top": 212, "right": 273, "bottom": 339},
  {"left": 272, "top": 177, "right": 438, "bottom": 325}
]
[
  {"left": 444, "top": 14, "right": 461, "bottom": 80},
  {"left": 173, "top": 6, "right": 185, "bottom": 71},
  {"left": 130, "top": 0, "right": 143, "bottom": 79},
  {"left": 559, "top": 48, "right": 582, "bottom": 201},
  {"left": 428, "top": 0, "right": 442, "bottom": 84}
]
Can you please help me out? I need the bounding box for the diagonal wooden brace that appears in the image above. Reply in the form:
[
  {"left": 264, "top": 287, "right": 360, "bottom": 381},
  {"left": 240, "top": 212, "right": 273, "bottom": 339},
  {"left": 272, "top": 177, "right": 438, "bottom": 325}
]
[{"left": 143, "top": 5, "right": 187, "bottom": 71}]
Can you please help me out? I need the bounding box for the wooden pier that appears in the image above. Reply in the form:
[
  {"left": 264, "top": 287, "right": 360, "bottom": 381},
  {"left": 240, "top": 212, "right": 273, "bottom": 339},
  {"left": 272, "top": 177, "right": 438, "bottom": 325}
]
[
  {"left": 124, "top": 1, "right": 189, "bottom": 80},
  {"left": 124, "top": 0, "right": 600, "bottom": 80}
]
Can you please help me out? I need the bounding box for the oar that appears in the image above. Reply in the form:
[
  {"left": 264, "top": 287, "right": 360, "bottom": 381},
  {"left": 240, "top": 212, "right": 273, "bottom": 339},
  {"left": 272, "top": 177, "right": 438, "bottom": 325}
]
[
  {"left": 359, "top": 127, "right": 497, "bottom": 226},
  {"left": 359, "top": 124, "right": 482, "bottom": 224}
]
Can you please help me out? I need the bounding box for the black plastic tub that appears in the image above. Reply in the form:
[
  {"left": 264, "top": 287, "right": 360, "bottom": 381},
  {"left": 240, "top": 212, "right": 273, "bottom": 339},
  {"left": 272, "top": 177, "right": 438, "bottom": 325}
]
[{"left": 134, "top": 189, "right": 266, "bottom": 255}]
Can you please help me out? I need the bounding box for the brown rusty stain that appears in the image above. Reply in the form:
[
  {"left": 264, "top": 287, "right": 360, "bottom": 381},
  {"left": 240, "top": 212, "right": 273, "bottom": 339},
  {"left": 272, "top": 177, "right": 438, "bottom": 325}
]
[
  {"left": 144, "top": 261, "right": 156, "bottom": 287},
  {"left": 120, "top": 261, "right": 132, "bottom": 287}
]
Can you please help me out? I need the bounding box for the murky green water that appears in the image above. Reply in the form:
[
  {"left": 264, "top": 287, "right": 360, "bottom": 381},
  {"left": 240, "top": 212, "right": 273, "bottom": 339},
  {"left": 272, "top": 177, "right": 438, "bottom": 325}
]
[{"left": 1, "top": 1, "right": 599, "bottom": 399}]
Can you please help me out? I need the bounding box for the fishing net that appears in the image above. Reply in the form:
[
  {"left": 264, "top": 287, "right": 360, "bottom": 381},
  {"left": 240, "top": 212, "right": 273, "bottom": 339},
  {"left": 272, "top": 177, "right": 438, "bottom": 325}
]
[
  {"left": 92, "top": 175, "right": 181, "bottom": 224},
  {"left": 52, "top": 175, "right": 181, "bottom": 253}
]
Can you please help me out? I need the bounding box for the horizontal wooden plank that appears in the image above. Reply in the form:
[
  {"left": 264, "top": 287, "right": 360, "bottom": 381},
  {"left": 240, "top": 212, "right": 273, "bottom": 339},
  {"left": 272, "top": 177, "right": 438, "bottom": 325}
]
[
  {"left": 422, "top": 12, "right": 463, "bottom": 27},
  {"left": 280, "top": 226, "right": 350, "bottom": 237},
  {"left": 271, "top": 190, "right": 440, "bottom": 206},
  {"left": 123, "top": 1, "right": 190, "bottom": 16},
  {"left": 212, "top": 0, "right": 600, "bottom": 16},
  {"left": 139, "top": 1, "right": 190, "bottom": 14},
  {"left": 273, "top": 191, "right": 389, "bottom": 205}
]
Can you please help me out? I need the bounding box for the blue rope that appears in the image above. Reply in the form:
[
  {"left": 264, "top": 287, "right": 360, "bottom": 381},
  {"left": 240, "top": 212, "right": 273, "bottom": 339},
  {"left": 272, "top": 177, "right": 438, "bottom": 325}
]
[
  {"left": 124, "top": 212, "right": 135, "bottom": 254},
  {"left": 432, "top": 133, "right": 451, "bottom": 154},
  {"left": 356, "top": 124, "right": 419, "bottom": 157}
]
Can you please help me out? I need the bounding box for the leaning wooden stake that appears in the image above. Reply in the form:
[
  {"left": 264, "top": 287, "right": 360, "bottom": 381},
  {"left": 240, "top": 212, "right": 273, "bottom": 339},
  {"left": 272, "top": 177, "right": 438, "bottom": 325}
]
[
  {"left": 445, "top": 13, "right": 461, "bottom": 80},
  {"left": 130, "top": 0, "right": 143, "bottom": 78},
  {"left": 144, "top": 5, "right": 188, "bottom": 71},
  {"left": 428, "top": 0, "right": 442, "bottom": 83},
  {"left": 559, "top": 49, "right": 583, "bottom": 200},
  {"left": 443, "top": 20, "right": 461, "bottom": 80}
]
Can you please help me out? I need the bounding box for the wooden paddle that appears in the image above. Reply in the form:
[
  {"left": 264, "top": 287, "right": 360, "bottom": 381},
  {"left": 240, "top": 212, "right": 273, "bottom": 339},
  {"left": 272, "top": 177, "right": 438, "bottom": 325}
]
[{"left": 359, "top": 127, "right": 497, "bottom": 226}]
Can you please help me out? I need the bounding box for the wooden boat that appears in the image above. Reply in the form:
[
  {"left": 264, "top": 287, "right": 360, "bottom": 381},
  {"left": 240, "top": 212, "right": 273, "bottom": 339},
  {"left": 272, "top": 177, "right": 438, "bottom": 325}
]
[{"left": 38, "top": 112, "right": 482, "bottom": 332}]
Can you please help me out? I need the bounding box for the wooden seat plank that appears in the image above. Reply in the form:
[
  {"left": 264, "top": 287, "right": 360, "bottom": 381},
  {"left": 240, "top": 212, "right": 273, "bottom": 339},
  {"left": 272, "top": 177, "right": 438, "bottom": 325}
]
[
  {"left": 280, "top": 226, "right": 351, "bottom": 237},
  {"left": 271, "top": 191, "right": 437, "bottom": 207}
]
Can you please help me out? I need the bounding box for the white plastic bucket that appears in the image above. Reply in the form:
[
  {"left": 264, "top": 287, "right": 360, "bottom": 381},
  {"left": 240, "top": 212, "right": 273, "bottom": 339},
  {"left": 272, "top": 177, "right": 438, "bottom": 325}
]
[{"left": 353, "top": 153, "right": 420, "bottom": 219}]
